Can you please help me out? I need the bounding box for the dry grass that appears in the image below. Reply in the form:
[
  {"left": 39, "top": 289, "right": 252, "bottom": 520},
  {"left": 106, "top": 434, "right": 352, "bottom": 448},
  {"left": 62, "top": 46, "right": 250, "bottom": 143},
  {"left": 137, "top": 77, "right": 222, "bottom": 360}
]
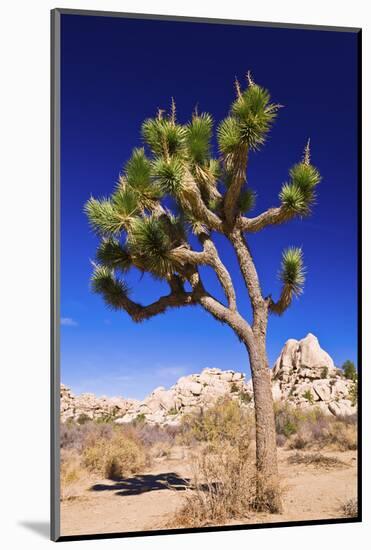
[
  {"left": 287, "top": 452, "right": 347, "bottom": 469},
  {"left": 341, "top": 497, "right": 358, "bottom": 517},
  {"left": 60, "top": 450, "right": 87, "bottom": 501}
]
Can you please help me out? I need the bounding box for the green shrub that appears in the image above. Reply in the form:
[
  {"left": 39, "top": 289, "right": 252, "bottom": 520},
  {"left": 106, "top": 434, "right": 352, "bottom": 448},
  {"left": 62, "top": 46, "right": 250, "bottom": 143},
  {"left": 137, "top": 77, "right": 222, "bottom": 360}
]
[
  {"left": 180, "top": 397, "right": 253, "bottom": 452},
  {"left": 321, "top": 366, "right": 328, "bottom": 379},
  {"left": 349, "top": 381, "right": 358, "bottom": 406},
  {"left": 303, "top": 390, "right": 314, "bottom": 404},
  {"left": 342, "top": 360, "right": 357, "bottom": 381},
  {"left": 76, "top": 413, "right": 91, "bottom": 425},
  {"left": 239, "top": 391, "right": 252, "bottom": 404}
]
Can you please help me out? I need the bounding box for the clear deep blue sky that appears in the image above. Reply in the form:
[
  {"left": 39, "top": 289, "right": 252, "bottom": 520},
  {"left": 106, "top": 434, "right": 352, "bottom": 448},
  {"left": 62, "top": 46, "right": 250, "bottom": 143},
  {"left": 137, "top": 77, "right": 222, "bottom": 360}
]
[{"left": 60, "top": 14, "right": 359, "bottom": 399}]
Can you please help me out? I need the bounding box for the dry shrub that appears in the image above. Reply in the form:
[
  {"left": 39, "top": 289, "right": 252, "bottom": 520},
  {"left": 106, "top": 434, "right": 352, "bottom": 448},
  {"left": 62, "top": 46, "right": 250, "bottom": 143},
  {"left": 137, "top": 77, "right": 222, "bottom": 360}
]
[
  {"left": 149, "top": 441, "right": 172, "bottom": 460},
  {"left": 287, "top": 452, "right": 346, "bottom": 469},
  {"left": 274, "top": 403, "right": 357, "bottom": 451},
  {"left": 125, "top": 422, "right": 179, "bottom": 448},
  {"left": 60, "top": 450, "right": 86, "bottom": 500},
  {"left": 324, "top": 421, "right": 357, "bottom": 451},
  {"left": 341, "top": 497, "right": 358, "bottom": 517},
  {"left": 60, "top": 421, "right": 114, "bottom": 452},
  {"left": 82, "top": 433, "right": 147, "bottom": 479},
  {"left": 174, "top": 398, "right": 281, "bottom": 527},
  {"left": 175, "top": 443, "right": 255, "bottom": 527}
]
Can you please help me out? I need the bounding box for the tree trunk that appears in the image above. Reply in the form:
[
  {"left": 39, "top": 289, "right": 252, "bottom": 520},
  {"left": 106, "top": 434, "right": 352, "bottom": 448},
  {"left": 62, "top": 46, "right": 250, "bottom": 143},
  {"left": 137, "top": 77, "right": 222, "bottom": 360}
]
[{"left": 247, "top": 338, "right": 282, "bottom": 513}]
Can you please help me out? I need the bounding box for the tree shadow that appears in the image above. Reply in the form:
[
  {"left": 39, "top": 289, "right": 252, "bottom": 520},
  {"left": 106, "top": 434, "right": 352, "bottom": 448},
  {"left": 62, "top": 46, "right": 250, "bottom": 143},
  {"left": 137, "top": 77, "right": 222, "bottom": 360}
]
[
  {"left": 18, "top": 521, "right": 49, "bottom": 539},
  {"left": 90, "top": 472, "right": 190, "bottom": 496}
]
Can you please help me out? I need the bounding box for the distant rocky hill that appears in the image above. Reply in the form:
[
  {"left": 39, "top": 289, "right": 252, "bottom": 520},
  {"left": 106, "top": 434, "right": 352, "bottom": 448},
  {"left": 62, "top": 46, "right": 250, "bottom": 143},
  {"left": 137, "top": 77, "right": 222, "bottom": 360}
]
[
  {"left": 61, "top": 333, "right": 357, "bottom": 426},
  {"left": 60, "top": 386, "right": 137, "bottom": 423}
]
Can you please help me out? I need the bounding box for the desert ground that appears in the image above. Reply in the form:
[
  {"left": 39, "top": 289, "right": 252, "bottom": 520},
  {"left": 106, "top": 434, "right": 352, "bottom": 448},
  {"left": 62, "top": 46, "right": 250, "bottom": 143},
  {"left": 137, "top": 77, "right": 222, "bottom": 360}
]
[
  {"left": 61, "top": 446, "right": 357, "bottom": 536},
  {"left": 60, "top": 344, "right": 358, "bottom": 537}
]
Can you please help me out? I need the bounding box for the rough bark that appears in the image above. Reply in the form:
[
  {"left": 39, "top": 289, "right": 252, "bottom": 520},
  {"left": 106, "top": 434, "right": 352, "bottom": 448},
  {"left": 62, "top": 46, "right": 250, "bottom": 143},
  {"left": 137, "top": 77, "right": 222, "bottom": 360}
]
[{"left": 247, "top": 335, "right": 282, "bottom": 512}]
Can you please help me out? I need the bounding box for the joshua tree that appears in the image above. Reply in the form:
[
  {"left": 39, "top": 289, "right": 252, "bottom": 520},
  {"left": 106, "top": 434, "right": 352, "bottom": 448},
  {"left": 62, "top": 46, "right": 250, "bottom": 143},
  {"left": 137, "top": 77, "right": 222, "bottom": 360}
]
[{"left": 85, "top": 73, "right": 321, "bottom": 510}]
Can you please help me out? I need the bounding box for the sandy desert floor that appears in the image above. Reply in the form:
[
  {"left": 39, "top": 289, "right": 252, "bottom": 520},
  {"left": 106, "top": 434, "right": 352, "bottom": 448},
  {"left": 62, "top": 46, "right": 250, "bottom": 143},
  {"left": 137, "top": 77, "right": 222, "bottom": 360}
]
[{"left": 61, "top": 446, "right": 357, "bottom": 536}]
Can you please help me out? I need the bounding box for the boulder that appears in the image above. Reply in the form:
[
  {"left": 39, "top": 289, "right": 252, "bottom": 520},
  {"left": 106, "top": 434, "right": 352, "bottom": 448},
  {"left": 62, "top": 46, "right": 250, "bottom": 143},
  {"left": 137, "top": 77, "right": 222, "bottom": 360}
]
[{"left": 312, "top": 380, "right": 331, "bottom": 402}]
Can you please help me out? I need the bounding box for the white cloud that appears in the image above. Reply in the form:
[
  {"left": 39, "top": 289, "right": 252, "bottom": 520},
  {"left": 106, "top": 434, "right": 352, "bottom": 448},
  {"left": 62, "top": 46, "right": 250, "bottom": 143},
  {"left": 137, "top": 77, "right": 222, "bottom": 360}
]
[{"left": 61, "top": 317, "right": 78, "bottom": 327}]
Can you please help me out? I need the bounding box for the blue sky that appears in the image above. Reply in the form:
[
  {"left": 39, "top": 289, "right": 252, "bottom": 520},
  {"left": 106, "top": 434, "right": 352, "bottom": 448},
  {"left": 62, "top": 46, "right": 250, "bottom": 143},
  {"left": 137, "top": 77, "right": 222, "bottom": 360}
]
[{"left": 60, "top": 14, "right": 359, "bottom": 399}]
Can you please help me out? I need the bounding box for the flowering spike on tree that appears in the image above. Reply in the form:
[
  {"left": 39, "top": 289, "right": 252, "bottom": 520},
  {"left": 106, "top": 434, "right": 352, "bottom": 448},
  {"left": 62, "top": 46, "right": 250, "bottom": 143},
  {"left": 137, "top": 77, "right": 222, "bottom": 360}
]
[
  {"left": 84, "top": 75, "right": 322, "bottom": 511},
  {"left": 303, "top": 138, "right": 311, "bottom": 165}
]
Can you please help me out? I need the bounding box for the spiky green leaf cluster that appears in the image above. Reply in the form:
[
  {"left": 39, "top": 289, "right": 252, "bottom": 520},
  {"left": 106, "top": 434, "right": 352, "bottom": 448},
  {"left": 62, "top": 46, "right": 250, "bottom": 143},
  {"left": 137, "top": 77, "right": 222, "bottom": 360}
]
[
  {"left": 96, "top": 238, "right": 132, "bottom": 272},
  {"left": 238, "top": 188, "right": 256, "bottom": 213},
  {"left": 218, "top": 83, "right": 280, "bottom": 161},
  {"left": 279, "top": 247, "right": 305, "bottom": 297},
  {"left": 124, "top": 148, "right": 163, "bottom": 201},
  {"left": 91, "top": 265, "right": 129, "bottom": 309},
  {"left": 127, "top": 215, "right": 185, "bottom": 277},
  {"left": 185, "top": 113, "right": 213, "bottom": 165},
  {"left": 280, "top": 161, "right": 321, "bottom": 214},
  {"left": 217, "top": 116, "right": 242, "bottom": 158},
  {"left": 230, "top": 84, "right": 280, "bottom": 150},
  {"left": 151, "top": 157, "right": 185, "bottom": 195},
  {"left": 141, "top": 117, "right": 186, "bottom": 157},
  {"left": 84, "top": 197, "right": 126, "bottom": 236}
]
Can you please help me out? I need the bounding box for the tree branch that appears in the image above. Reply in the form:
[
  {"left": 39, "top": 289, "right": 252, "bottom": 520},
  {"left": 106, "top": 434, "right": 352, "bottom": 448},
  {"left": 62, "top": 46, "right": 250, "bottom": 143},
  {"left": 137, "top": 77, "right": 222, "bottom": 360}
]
[
  {"left": 267, "top": 289, "right": 293, "bottom": 316},
  {"left": 170, "top": 237, "right": 237, "bottom": 311},
  {"left": 238, "top": 206, "right": 295, "bottom": 232},
  {"left": 223, "top": 147, "right": 248, "bottom": 224},
  {"left": 180, "top": 169, "right": 223, "bottom": 231},
  {"left": 117, "top": 290, "right": 197, "bottom": 322},
  {"left": 200, "top": 235, "right": 237, "bottom": 311},
  {"left": 186, "top": 266, "right": 253, "bottom": 343}
]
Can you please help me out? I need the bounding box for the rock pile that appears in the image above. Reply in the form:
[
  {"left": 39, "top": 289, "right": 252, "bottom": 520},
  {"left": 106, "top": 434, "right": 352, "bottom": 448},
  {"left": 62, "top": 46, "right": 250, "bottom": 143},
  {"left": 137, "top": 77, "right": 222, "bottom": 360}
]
[
  {"left": 60, "top": 384, "right": 136, "bottom": 423},
  {"left": 60, "top": 333, "right": 357, "bottom": 425},
  {"left": 115, "top": 368, "right": 251, "bottom": 426},
  {"left": 271, "top": 333, "right": 356, "bottom": 417}
]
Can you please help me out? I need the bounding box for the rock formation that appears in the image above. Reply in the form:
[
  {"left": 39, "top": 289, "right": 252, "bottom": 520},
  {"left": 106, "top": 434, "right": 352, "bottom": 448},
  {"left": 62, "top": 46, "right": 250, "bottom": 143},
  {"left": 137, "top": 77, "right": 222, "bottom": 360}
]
[
  {"left": 60, "top": 384, "right": 136, "bottom": 423},
  {"left": 115, "top": 368, "right": 251, "bottom": 426},
  {"left": 60, "top": 333, "right": 357, "bottom": 425},
  {"left": 271, "top": 333, "right": 356, "bottom": 417}
]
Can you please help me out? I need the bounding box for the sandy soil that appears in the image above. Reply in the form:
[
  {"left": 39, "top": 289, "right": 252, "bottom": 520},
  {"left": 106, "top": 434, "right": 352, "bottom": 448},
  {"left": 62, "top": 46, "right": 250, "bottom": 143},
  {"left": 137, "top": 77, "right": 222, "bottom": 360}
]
[{"left": 60, "top": 447, "right": 357, "bottom": 536}]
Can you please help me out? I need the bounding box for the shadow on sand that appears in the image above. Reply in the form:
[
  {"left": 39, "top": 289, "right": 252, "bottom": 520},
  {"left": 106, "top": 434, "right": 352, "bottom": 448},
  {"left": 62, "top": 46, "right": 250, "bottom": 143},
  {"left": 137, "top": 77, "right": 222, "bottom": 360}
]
[{"left": 90, "top": 472, "right": 191, "bottom": 496}]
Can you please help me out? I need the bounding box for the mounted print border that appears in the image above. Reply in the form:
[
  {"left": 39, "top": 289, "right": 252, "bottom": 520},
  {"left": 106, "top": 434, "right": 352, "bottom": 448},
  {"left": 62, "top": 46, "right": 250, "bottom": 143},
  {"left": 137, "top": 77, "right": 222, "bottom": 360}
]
[{"left": 51, "top": 8, "right": 362, "bottom": 542}]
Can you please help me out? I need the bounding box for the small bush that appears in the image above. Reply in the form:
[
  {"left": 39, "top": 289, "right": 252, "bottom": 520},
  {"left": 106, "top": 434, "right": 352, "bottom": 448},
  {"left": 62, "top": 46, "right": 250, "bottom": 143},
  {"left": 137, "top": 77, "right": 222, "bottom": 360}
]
[
  {"left": 302, "top": 390, "right": 314, "bottom": 404},
  {"left": 230, "top": 382, "right": 239, "bottom": 393},
  {"left": 82, "top": 433, "right": 147, "bottom": 479},
  {"left": 239, "top": 391, "right": 252, "bottom": 404},
  {"left": 287, "top": 452, "right": 346, "bottom": 469},
  {"left": 276, "top": 433, "right": 287, "bottom": 447},
  {"left": 274, "top": 403, "right": 357, "bottom": 451},
  {"left": 321, "top": 366, "right": 329, "bottom": 379},
  {"left": 348, "top": 381, "right": 358, "bottom": 406},
  {"left": 76, "top": 413, "right": 91, "bottom": 425},
  {"left": 180, "top": 397, "right": 253, "bottom": 450},
  {"left": 341, "top": 498, "right": 357, "bottom": 517}
]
